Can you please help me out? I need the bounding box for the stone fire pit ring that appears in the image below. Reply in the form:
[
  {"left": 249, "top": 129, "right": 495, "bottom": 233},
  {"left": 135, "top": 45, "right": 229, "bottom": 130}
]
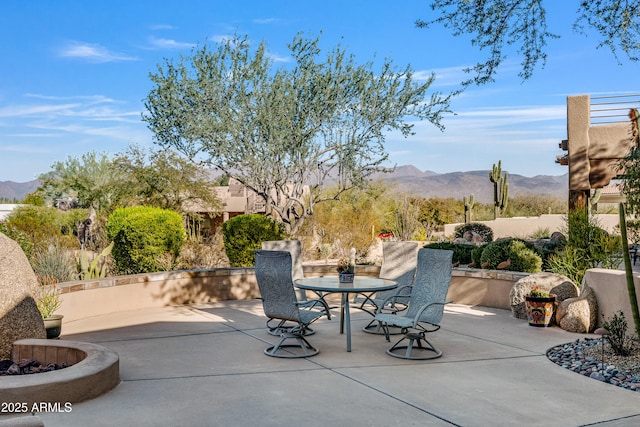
[{"left": 1, "top": 339, "right": 120, "bottom": 407}]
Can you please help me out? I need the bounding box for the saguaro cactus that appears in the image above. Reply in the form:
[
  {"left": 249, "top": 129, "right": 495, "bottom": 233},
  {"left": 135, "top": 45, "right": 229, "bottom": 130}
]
[
  {"left": 489, "top": 161, "right": 508, "bottom": 219},
  {"left": 463, "top": 194, "right": 475, "bottom": 224}
]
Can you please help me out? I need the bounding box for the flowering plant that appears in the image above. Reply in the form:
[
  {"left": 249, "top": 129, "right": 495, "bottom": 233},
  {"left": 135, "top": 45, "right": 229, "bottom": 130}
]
[{"left": 336, "top": 257, "right": 355, "bottom": 274}]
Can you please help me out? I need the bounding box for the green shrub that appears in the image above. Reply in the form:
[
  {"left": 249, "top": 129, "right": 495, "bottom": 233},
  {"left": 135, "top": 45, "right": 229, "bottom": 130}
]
[
  {"left": 479, "top": 238, "right": 542, "bottom": 273},
  {"left": 454, "top": 222, "right": 494, "bottom": 242},
  {"left": 2, "top": 205, "right": 78, "bottom": 255},
  {"left": 507, "top": 240, "right": 542, "bottom": 273},
  {"left": 106, "top": 206, "right": 185, "bottom": 274},
  {"left": 603, "top": 311, "right": 634, "bottom": 356},
  {"left": 32, "top": 243, "right": 77, "bottom": 282},
  {"left": 471, "top": 245, "right": 485, "bottom": 267},
  {"left": 547, "top": 211, "right": 622, "bottom": 285},
  {"left": 426, "top": 241, "right": 474, "bottom": 265},
  {"left": 479, "top": 238, "right": 512, "bottom": 269},
  {"left": 222, "top": 214, "right": 285, "bottom": 267},
  {"left": 0, "top": 224, "right": 34, "bottom": 260},
  {"left": 528, "top": 227, "right": 551, "bottom": 239}
]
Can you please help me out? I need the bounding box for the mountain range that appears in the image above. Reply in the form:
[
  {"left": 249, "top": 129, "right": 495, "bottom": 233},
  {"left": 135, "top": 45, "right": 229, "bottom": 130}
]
[
  {"left": 0, "top": 166, "right": 568, "bottom": 204},
  {"left": 375, "top": 165, "right": 568, "bottom": 204}
]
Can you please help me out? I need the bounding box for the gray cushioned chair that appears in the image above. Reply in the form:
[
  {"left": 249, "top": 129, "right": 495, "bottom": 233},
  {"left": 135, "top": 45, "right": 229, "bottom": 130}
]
[
  {"left": 255, "top": 250, "right": 330, "bottom": 358},
  {"left": 374, "top": 248, "right": 453, "bottom": 359},
  {"left": 260, "top": 240, "right": 314, "bottom": 335},
  {"left": 357, "top": 241, "right": 420, "bottom": 334}
]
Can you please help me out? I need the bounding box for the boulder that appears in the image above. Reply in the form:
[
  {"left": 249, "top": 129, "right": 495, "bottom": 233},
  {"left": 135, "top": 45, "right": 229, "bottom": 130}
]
[
  {"left": 510, "top": 272, "right": 579, "bottom": 319},
  {"left": 0, "top": 232, "right": 45, "bottom": 359},
  {"left": 556, "top": 284, "right": 599, "bottom": 333},
  {"left": 452, "top": 231, "right": 484, "bottom": 246}
]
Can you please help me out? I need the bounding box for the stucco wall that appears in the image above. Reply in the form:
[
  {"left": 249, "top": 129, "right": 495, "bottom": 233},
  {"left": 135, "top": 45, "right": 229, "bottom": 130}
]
[
  {"left": 444, "top": 213, "right": 620, "bottom": 239},
  {"left": 57, "top": 265, "right": 523, "bottom": 322},
  {"left": 585, "top": 268, "right": 640, "bottom": 328}
]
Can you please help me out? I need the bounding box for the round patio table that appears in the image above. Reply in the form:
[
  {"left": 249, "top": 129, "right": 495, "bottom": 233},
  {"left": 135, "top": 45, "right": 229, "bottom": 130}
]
[{"left": 295, "top": 276, "right": 397, "bottom": 352}]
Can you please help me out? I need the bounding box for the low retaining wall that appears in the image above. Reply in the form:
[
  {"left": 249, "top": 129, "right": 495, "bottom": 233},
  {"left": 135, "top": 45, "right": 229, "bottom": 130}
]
[
  {"left": 449, "top": 268, "right": 529, "bottom": 310},
  {"left": 58, "top": 268, "right": 259, "bottom": 322},
  {"left": 57, "top": 265, "right": 524, "bottom": 322}
]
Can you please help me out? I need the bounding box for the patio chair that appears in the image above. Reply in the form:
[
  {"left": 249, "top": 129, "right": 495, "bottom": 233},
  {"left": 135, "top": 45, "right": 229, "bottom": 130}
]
[
  {"left": 356, "top": 241, "right": 420, "bottom": 334},
  {"left": 261, "top": 240, "right": 312, "bottom": 335},
  {"left": 374, "top": 248, "right": 453, "bottom": 360},
  {"left": 254, "top": 250, "right": 330, "bottom": 358}
]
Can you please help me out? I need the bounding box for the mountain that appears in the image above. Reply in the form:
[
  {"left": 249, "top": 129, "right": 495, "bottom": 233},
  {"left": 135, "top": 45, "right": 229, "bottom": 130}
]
[
  {"left": 376, "top": 166, "right": 568, "bottom": 204},
  {"left": 0, "top": 180, "right": 39, "bottom": 201},
  {"left": 0, "top": 167, "right": 568, "bottom": 204}
]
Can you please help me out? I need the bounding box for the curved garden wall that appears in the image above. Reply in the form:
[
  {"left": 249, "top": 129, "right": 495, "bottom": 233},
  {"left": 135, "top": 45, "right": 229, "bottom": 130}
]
[{"left": 57, "top": 265, "right": 526, "bottom": 322}]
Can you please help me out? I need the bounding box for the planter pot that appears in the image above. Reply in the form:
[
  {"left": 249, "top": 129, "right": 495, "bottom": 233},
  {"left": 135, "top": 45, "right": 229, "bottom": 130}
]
[
  {"left": 339, "top": 273, "right": 354, "bottom": 283},
  {"left": 43, "top": 314, "right": 64, "bottom": 339},
  {"left": 525, "top": 295, "right": 555, "bottom": 327}
]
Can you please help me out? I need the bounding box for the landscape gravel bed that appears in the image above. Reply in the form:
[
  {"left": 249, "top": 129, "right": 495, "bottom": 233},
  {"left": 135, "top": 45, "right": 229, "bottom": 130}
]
[{"left": 547, "top": 338, "right": 640, "bottom": 392}]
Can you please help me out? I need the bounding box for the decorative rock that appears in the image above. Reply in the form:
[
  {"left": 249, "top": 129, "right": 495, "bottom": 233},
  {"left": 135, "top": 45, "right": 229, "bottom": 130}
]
[
  {"left": 452, "top": 231, "right": 485, "bottom": 246},
  {"left": 0, "top": 232, "right": 45, "bottom": 359},
  {"left": 509, "top": 272, "right": 579, "bottom": 319},
  {"left": 556, "top": 284, "right": 599, "bottom": 333}
]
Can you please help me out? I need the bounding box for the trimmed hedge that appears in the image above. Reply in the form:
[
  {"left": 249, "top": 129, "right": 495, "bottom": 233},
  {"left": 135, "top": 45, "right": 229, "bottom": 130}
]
[
  {"left": 426, "top": 241, "right": 475, "bottom": 265},
  {"left": 479, "top": 238, "right": 542, "bottom": 273},
  {"left": 106, "top": 206, "right": 185, "bottom": 274},
  {"left": 222, "top": 214, "right": 285, "bottom": 267}
]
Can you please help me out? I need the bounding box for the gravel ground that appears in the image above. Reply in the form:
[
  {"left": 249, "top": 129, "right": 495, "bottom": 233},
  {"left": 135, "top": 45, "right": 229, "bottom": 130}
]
[{"left": 547, "top": 338, "right": 640, "bottom": 392}]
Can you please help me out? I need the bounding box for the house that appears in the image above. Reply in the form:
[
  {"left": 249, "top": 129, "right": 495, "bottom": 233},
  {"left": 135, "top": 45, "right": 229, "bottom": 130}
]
[{"left": 184, "top": 178, "right": 267, "bottom": 237}]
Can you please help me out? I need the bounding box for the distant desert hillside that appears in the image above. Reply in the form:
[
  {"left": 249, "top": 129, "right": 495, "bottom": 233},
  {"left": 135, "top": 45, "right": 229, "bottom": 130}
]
[
  {"left": 0, "top": 180, "right": 39, "bottom": 201},
  {"left": 375, "top": 165, "right": 568, "bottom": 204},
  {"left": 0, "top": 166, "right": 568, "bottom": 203}
]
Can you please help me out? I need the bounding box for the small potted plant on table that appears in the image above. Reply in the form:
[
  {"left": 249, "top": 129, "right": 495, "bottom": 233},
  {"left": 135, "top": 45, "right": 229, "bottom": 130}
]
[
  {"left": 35, "top": 275, "right": 64, "bottom": 339},
  {"left": 337, "top": 249, "right": 356, "bottom": 283},
  {"left": 525, "top": 287, "right": 555, "bottom": 327}
]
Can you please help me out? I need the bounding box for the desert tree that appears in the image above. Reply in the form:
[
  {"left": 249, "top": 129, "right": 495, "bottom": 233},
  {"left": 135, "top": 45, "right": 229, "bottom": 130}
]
[
  {"left": 112, "top": 144, "right": 222, "bottom": 214},
  {"left": 142, "top": 33, "right": 453, "bottom": 235},
  {"left": 37, "top": 151, "right": 129, "bottom": 214},
  {"left": 418, "top": 0, "right": 639, "bottom": 85}
]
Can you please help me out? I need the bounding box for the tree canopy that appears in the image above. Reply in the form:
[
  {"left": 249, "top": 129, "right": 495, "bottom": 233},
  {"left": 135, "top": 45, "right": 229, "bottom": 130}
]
[
  {"left": 142, "top": 33, "right": 453, "bottom": 235},
  {"left": 37, "top": 145, "right": 221, "bottom": 216},
  {"left": 418, "top": 0, "right": 639, "bottom": 85}
]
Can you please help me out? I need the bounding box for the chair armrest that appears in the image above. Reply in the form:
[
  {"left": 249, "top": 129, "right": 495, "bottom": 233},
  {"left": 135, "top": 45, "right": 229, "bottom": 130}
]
[
  {"left": 411, "top": 300, "right": 452, "bottom": 328},
  {"left": 297, "top": 298, "right": 332, "bottom": 320},
  {"left": 375, "top": 285, "right": 413, "bottom": 313}
]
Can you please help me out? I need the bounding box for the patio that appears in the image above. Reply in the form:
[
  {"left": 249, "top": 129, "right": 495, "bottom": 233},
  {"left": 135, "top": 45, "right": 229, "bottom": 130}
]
[{"left": 9, "top": 300, "right": 640, "bottom": 427}]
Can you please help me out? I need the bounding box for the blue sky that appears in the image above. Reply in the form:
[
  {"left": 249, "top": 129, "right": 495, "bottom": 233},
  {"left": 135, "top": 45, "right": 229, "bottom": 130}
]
[{"left": 1, "top": 1, "right": 638, "bottom": 182}]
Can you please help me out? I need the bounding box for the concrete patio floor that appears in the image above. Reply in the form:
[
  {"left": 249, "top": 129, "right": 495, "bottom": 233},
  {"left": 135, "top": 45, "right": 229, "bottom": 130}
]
[{"left": 5, "top": 301, "right": 640, "bottom": 427}]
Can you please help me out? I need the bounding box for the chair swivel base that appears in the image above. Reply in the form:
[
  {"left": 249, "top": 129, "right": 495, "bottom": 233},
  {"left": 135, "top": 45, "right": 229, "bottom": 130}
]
[
  {"left": 386, "top": 332, "right": 442, "bottom": 360},
  {"left": 267, "top": 319, "right": 315, "bottom": 337},
  {"left": 264, "top": 333, "right": 319, "bottom": 358},
  {"left": 362, "top": 319, "right": 403, "bottom": 335}
]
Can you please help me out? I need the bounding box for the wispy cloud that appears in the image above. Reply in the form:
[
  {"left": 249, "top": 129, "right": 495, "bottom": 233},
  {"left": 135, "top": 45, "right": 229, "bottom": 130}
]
[
  {"left": 0, "top": 93, "right": 148, "bottom": 140},
  {"left": 268, "top": 52, "right": 291, "bottom": 63},
  {"left": 253, "top": 18, "right": 279, "bottom": 25},
  {"left": 150, "top": 24, "right": 175, "bottom": 30},
  {"left": 210, "top": 34, "right": 233, "bottom": 44},
  {"left": 147, "top": 36, "right": 194, "bottom": 50},
  {"left": 58, "top": 41, "right": 138, "bottom": 63},
  {"left": 25, "top": 94, "right": 119, "bottom": 105}
]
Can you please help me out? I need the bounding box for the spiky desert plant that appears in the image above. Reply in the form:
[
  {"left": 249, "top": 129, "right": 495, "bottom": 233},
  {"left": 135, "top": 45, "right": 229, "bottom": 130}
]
[
  {"left": 463, "top": 194, "right": 475, "bottom": 224},
  {"left": 489, "top": 161, "right": 509, "bottom": 219}
]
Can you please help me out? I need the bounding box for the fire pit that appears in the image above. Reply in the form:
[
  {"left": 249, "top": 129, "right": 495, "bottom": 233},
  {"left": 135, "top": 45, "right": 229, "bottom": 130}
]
[{"left": 0, "top": 339, "right": 119, "bottom": 407}]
